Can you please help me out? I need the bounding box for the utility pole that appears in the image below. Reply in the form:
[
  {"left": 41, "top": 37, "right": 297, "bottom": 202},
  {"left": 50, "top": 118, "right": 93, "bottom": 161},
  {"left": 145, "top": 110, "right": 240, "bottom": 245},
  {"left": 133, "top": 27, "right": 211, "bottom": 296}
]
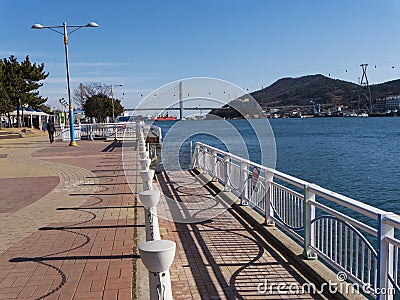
[
  {"left": 359, "top": 64, "right": 372, "bottom": 113},
  {"left": 80, "top": 83, "right": 84, "bottom": 108}
]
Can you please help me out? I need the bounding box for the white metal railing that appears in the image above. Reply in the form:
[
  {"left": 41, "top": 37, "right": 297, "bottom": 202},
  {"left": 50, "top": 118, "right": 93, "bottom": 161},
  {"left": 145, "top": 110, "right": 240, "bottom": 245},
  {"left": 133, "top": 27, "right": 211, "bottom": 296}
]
[
  {"left": 80, "top": 123, "right": 137, "bottom": 140},
  {"left": 79, "top": 122, "right": 162, "bottom": 141},
  {"left": 192, "top": 142, "right": 400, "bottom": 299},
  {"left": 58, "top": 126, "right": 82, "bottom": 141},
  {"left": 56, "top": 122, "right": 160, "bottom": 145}
]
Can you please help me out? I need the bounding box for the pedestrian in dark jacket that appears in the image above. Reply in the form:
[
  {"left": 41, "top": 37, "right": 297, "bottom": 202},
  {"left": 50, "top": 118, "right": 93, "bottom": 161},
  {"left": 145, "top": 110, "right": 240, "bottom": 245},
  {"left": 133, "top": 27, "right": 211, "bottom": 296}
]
[{"left": 47, "top": 119, "right": 56, "bottom": 143}]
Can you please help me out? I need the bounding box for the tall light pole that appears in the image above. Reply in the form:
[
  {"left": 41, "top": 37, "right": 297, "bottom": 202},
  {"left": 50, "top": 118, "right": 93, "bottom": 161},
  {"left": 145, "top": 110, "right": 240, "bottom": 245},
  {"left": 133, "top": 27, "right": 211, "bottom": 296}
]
[
  {"left": 32, "top": 21, "right": 98, "bottom": 146},
  {"left": 110, "top": 84, "right": 124, "bottom": 123},
  {"left": 96, "top": 84, "right": 123, "bottom": 123},
  {"left": 110, "top": 84, "right": 124, "bottom": 141}
]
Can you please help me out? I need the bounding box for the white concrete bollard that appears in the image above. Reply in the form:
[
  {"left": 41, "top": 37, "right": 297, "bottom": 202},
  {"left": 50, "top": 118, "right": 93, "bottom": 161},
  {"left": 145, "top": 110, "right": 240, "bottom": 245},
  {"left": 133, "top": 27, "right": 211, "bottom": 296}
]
[
  {"left": 139, "top": 240, "right": 176, "bottom": 300},
  {"left": 136, "top": 126, "right": 143, "bottom": 137},
  {"left": 139, "top": 189, "right": 161, "bottom": 241},
  {"left": 138, "top": 144, "right": 147, "bottom": 152},
  {"left": 140, "top": 158, "right": 152, "bottom": 170},
  {"left": 140, "top": 151, "right": 149, "bottom": 160},
  {"left": 140, "top": 169, "right": 155, "bottom": 190}
]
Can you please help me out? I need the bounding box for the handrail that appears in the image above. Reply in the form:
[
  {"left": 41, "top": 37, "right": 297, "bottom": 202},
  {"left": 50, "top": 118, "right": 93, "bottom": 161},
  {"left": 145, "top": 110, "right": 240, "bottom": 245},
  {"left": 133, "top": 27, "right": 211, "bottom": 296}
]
[
  {"left": 312, "top": 201, "right": 377, "bottom": 236},
  {"left": 193, "top": 141, "right": 400, "bottom": 298},
  {"left": 196, "top": 141, "right": 386, "bottom": 219},
  {"left": 309, "top": 185, "right": 386, "bottom": 220}
]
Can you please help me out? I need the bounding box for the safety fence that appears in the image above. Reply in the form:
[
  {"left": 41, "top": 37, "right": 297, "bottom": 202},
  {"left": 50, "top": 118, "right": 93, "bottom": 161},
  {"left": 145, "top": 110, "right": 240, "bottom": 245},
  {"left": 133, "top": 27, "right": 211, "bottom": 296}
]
[{"left": 192, "top": 141, "right": 400, "bottom": 299}]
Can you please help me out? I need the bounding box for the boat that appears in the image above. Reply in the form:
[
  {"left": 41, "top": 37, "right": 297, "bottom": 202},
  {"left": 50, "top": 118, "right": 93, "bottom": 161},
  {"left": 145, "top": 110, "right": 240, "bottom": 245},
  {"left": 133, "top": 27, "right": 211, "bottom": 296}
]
[
  {"left": 344, "top": 111, "right": 369, "bottom": 117},
  {"left": 154, "top": 113, "right": 177, "bottom": 121}
]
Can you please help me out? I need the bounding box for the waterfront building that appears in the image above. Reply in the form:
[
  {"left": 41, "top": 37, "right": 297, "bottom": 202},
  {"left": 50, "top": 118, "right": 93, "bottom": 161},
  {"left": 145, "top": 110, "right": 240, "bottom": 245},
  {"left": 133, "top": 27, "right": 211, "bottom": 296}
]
[{"left": 375, "top": 95, "right": 400, "bottom": 112}]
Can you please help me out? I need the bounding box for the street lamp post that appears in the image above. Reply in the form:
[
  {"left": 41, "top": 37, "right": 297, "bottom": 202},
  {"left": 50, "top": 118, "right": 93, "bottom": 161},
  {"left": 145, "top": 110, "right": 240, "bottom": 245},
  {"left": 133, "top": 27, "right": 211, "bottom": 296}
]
[
  {"left": 32, "top": 21, "right": 98, "bottom": 146},
  {"left": 110, "top": 84, "right": 124, "bottom": 123},
  {"left": 110, "top": 84, "right": 123, "bottom": 140}
]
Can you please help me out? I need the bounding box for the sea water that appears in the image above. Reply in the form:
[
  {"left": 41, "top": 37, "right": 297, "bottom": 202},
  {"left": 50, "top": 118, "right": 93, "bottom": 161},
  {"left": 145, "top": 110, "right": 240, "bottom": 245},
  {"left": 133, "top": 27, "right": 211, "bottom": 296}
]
[{"left": 154, "top": 117, "right": 400, "bottom": 214}]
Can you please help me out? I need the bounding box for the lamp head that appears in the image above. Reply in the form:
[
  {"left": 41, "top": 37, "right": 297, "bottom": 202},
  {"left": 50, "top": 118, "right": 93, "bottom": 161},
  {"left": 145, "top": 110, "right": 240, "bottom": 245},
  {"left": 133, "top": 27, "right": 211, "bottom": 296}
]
[
  {"left": 86, "top": 22, "right": 99, "bottom": 28},
  {"left": 31, "top": 24, "right": 44, "bottom": 29}
]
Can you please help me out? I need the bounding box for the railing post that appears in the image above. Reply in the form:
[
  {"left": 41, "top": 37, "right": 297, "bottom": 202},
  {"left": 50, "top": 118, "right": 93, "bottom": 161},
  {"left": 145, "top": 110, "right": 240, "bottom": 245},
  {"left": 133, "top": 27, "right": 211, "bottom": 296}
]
[
  {"left": 264, "top": 170, "right": 275, "bottom": 226},
  {"left": 377, "top": 213, "right": 395, "bottom": 300},
  {"left": 89, "top": 124, "right": 94, "bottom": 141},
  {"left": 211, "top": 150, "right": 217, "bottom": 179},
  {"left": 223, "top": 154, "right": 231, "bottom": 192},
  {"left": 158, "top": 126, "right": 162, "bottom": 140},
  {"left": 240, "top": 161, "right": 248, "bottom": 205},
  {"left": 302, "top": 184, "right": 317, "bottom": 260},
  {"left": 203, "top": 148, "right": 209, "bottom": 174},
  {"left": 189, "top": 141, "right": 193, "bottom": 168},
  {"left": 191, "top": 143, "right": 200, "bottom": 170},
  {"left": 76, "top": 126, "right": 81, "bottom": 140}
]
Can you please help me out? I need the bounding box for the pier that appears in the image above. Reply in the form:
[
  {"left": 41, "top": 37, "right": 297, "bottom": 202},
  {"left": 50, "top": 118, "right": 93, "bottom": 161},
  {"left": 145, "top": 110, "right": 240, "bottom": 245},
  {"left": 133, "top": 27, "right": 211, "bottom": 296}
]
[{"left": 0, "top": 123, "right": 398, "bottom": 299}]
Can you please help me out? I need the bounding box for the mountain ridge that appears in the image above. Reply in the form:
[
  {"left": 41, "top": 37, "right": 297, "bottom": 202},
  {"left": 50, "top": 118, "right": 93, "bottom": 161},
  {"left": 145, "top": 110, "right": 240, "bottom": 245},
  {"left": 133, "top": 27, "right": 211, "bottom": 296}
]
[{"left": 208, "top": 74, "right": 400, "bottom": 118}]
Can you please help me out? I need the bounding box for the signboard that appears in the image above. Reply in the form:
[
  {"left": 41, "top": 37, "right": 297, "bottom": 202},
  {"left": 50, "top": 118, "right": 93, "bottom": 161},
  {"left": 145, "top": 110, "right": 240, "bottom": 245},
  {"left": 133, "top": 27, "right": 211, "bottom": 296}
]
[{"left": 252, "top": 166, "right": 260, "bottom": 191}]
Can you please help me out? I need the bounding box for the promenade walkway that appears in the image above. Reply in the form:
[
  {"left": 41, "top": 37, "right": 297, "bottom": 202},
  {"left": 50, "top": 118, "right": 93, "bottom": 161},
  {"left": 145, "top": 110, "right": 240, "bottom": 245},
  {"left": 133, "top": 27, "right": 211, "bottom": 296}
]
[
  {"left": 0, "top": 135, "right": 331, "bottom": 299},
  {"left": 0, "top": 137, "right": 137, "bottom": 299}
]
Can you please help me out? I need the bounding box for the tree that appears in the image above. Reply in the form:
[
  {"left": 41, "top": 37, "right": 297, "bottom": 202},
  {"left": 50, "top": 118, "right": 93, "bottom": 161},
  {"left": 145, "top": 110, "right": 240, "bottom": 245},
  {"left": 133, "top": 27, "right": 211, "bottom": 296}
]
[
  {"left": 83, "top": 93, "right": 124, "bottom": 123},
  {"left": 20, "top": 56, "right": 48, "bottom": 109},
  {"left": 113, "top": 99, "right": 124, "bottom": 118},
  {"left": 1, "top": 55, "right": 48, "bottom": 127},
  {"left": 0, "top": 61, "right": 12, "bottom": 128},
  {"left": 73, "top": 82, "right": 109, "bottom": 109}
]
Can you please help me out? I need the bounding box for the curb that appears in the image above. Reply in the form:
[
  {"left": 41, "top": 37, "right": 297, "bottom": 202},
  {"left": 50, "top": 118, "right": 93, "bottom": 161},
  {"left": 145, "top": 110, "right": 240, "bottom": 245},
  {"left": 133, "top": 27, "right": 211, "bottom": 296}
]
[{"left": 134, "top": 157, "right": 149, "bottom": 299}]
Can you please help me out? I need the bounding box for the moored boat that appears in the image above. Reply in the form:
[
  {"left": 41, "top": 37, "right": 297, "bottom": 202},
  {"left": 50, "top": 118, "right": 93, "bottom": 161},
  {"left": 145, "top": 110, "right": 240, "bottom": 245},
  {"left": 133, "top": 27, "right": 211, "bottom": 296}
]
[{"left": 154, "top": 113, "right": 177, "bottom": 121}]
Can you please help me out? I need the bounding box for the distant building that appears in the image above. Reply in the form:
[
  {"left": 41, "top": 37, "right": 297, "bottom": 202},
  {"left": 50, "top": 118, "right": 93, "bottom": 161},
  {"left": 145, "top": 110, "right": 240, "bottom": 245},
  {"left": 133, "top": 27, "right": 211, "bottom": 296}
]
[{"left": 375, "top": 96, "right": 400, "bottom": 112}]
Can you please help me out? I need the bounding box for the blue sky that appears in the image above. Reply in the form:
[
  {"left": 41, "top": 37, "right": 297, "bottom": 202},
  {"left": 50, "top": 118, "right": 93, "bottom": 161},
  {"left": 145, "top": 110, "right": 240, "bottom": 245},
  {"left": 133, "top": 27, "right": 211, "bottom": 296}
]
[{"left": 2, "top": 0, "right": 400, "bottom": 111}]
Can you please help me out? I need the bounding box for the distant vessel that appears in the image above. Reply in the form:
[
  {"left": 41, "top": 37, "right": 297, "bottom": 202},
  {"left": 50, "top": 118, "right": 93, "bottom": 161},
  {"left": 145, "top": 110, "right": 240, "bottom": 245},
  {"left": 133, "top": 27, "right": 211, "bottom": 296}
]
[
  {"left": 154, "top": 113, "right": 177, "bottom": 121},
  {"left": 344, "top": 111, "right": 369, "bottom": 117}
]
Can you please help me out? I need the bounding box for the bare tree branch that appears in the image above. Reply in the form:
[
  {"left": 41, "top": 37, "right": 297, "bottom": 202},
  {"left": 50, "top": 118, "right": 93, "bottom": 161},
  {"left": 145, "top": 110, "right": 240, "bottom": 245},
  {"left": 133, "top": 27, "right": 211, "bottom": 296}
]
[{"left": 73, "top": 82, "right": 112, "bottom": 108}]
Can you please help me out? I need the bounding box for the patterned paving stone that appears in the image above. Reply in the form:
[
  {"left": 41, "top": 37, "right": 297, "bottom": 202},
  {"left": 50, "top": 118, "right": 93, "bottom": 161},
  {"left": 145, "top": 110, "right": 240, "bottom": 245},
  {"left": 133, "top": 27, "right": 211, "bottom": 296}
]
[
  {"left": 0, "top": 137, "right": 138, "bottom": 299},
  {"left": 0, "top": 176, "right": 59, "bottom": 213}
]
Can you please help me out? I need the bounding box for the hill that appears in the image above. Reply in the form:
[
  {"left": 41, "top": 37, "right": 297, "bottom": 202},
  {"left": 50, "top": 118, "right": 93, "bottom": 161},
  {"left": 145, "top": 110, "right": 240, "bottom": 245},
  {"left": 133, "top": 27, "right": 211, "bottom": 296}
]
[
  {"left": 208, "top": 74, "right": 400, "bottom": 118},
  {"left": 251, "top": 74, "right": 360, "bottom": 107},
  {"left": 370, "top": 78, "right": 400, "bottom": 99}
]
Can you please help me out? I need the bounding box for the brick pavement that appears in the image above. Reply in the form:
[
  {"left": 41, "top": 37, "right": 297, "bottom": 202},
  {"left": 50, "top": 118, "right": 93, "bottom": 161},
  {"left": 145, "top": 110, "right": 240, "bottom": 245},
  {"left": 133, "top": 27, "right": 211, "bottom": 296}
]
[
  {"left": 0, "top": 137, "right": 138, "bottom": 299},
  {"left": 155, "top": 170, "right": 325, "bottom": 299}
]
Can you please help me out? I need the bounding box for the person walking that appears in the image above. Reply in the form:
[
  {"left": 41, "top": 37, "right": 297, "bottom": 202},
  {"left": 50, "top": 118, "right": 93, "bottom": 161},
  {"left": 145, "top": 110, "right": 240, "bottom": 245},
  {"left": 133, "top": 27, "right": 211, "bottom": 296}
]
[{"left": 47, "top": 118, "right": 56, "bottom": 143}]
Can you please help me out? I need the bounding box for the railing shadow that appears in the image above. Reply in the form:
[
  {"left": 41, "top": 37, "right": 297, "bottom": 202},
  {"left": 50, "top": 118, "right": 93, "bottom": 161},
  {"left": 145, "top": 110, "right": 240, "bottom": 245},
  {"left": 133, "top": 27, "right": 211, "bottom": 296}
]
[
  {"left": 156, "top": 170, "right": 323, "bottom": 299},
  {"left": 8, "top": 206, "right": 96, "bottom": 299},
  {"left": 101, "top": 140, "right": 122, "bottom": 152}
]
